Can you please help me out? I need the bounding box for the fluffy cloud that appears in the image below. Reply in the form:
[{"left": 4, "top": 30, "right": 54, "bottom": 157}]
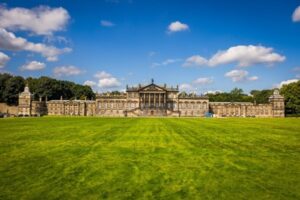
[
  {"left": 167, "top": 21, "right": 189, "bottom": 33},
  {"left": 276, "top": 79, "right": 299, "bottom": 88},
  {"left": 53, "top": 65, "right": 84, "bottom": 76},
  {"left": 100, "top": 20, "right": 115, "bottom": 27},
  {"left": 179, "top": 77, "right": 213, "bottom": 92},
  {"left": 83, "top": 80, "right": 97, "bottom": 87},
  {"left": 193, "top": 77, "right": 213, "bottom": 85},
  {"left": 0, "top": 28, "right": 71, "bottom": 61},
  {"left": 247, "top": 76, "right": 258, "bottom": 81},
  {"left": 183, "top": 55, "right": 207, "bottom": 67},
  {"left": 151, "top": 59, "right": 181, "bottom": 67},
  {"left": 0, "top": 51, "right": 10, "bottom": 68},
  {"left": 209, "top": 45, "right": 285, "bottom": 67},
  {"left": 183, "top": 45, "right": 285, "bottom": 67},
  {"left": 0, "top": 6, "right": 70, "bottom": 35},
  {"left": 225, "top": 69, "right": 258, "bottom": 82},
  {"left": 94, "top": 71, "right": 112, "bottom": 79},
  {"left": 20, "top": 61, "right": 45, "bottom": 71},
  {"left": 95, "top": 71, "right": 121, "bottom": 88},
  {"left": 179, "top": 83, "right": 193, "bottom": 91},
  {"left": 292, "top": 6, "right": 300, "bottom": 22}
]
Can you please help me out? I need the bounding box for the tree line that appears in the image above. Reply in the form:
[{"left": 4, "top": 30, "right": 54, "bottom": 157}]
[
  {"left": 0, "top": 73, "right": 299, "bottom": 115},
  {"left": 0, "top": 73, "right": 95, "bottom": 105}
]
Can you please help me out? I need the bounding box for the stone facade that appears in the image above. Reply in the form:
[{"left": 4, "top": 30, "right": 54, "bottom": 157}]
[
  {"left": 18, "top": 85, "right": 47, "bottom": 116},
  {"left": 17, "top": 81, "right": 285, "bottom": 117}
]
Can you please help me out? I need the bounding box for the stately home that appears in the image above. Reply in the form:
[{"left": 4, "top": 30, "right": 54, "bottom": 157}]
[{"left": 17, "top": 80, "right": 285, "bottom": 117}]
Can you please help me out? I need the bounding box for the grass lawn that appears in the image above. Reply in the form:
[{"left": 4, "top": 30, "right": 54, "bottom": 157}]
[{"left": 0, "top": 117, "right": 299, "bottom": 199}]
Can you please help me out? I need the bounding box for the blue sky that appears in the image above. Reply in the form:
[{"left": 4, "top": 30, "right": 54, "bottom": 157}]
[{"left": 0, "top": 0, "right": 299, "bottom": 94}]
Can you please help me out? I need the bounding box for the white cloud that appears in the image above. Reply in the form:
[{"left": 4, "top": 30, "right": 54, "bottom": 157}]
[
  {"left": 0, "top": 51, "right": 10, "bottom": 68},
  {"left": 83, "top": 80, "right": 97, "bottom": 87},
  {"left": 100, "top": 20, "right": 115, "bottom": 27},
  {"left": 248, "top": 76, "right": 258, "bottom": 81},
  {"left": 183, "top": 45, "right": 285, "bottom": 67},
  {"left": 179, "top": 83, "right": 194, "bottom": 91},
  {"left": 179, "top": 77, "right": 213, "bottom": 93},
  {"left": 225, "top": 69, "right": 258, "bottom": 82},
  {"left": 292, "top": 6, "right": 300, "bottom": 22},
  {"left": 43, "top": 35, "right": 69, "bottom": 45},
  {"left": 0, "top": 28, "right": 71, "bottom": 61},
  {"left": 95, "top": 71, "right": 121, "bottom": 88},
  {"left": 209, "top": 45, "right": 285, "bottom": 67},
  {"left": 53, "top": 65, "right": 84, "bottom": 76},
  {"left": 167, "top": 21, "right": 189, "bottom": 33},
  {"left": 151, "top": 58, "right": 181, "bottom": 67},
  {"left": 20, "top": 61, "right": 45, "bottom": 71},
  {"left": 0, "top": 6, "right": 70, "bottom": 35},
  {"left": 193, "top": 77, "right": 213, "bottom": 85},
  {"left": 276, "top": 79, "right": 298, "bottom": 88},
  {"left": 183, "top": 55, "right": 207, "bottom": 67},
  {"left": 98, "top": 77, "right": 120, "bottom": 88},
  {"left": 94, "top": 71, "right": 112, "bottom": 79}
]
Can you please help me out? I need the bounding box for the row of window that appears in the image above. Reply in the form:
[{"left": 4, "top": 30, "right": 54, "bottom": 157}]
[
  {"left": 214, "top": 108, "right": 271, "bottom": 115},
  {"left": 179, "top": 103, "right": 207, "bottom": 109}
]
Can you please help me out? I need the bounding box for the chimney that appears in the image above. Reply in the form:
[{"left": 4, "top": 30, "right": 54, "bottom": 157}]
[
  {"left": 45, "top": 96, "right": 48, "bottom": 102},
  {"left": 39, "top": 96, "right": 42, "bottom": 102},
  {"left": 60, "top": 96, "right": 63, "bottom": 101}
]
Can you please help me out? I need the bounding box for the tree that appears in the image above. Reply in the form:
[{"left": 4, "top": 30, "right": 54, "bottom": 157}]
[
  {"left": 207, "top": 88, "right": 253, "bottom": 102},
  {"left": 280, "top": 80, "right": 300, "bottom": 115},
  {"left": 250, "top": 89, "right": 273, "bottom": 104},
  {"left": 178, "top": 92, "right": 188, "bottom": 97},
  {"left": 0, "top": 73, "right": 13, "bottom": 102},
  {"left": 2, "top": 76, "right": 25, "bottom": 105},
  {"left": 230, "top": 88, "right": 244, "bottom": 102},
  {"left": 111, "top": 91, "right": 121, "bottom": 95}
]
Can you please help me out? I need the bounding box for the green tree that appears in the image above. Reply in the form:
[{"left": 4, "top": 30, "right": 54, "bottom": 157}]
[
  {"left": 280, "top": 80, "right": 300, "bottom": 115},
  {"left": 250, "top": 89, "right": 273, "bottom": 104},
  {"left": 0, "top": 73, "right": 13, "bottom": 102},
  {"left": 3, "top": 76, "right": 25, "bottom": 105},
  {"left": 178, "top": 92, "right": 188, "bottom": 97}
]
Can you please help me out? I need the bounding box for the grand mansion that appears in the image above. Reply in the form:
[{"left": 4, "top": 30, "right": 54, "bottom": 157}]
[{"left": 17, "top": 80, "right": 285, "bottom": 118}]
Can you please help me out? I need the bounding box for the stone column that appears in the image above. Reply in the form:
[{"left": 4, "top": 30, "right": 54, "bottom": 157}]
[
  {"left": 158, "top": 93, "right": 161, "bottom": 108},
  {"left": 139, "top": 94, "right": 142, "bottom": 109},
  {"left": 154, "top": 93, "right": 156, "bottom": 108},
  {"left": 144, "top": 93, "right": 146, "bottom": 108}
]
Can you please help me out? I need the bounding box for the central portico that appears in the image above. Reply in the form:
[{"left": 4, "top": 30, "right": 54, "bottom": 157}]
[{"left": 126, "top": 79, "right": 179, "bottom": 116}]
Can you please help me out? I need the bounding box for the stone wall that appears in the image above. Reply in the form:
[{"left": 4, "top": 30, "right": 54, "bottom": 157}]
[
  {"left": 178, "top": 98, "right": 209, "bottom": 117},
  {"left": 0, "top": 103, "right": 18, "bottom": 116},
  {"left": 209, "top": 102, "right": 274, "bottom": 118}
]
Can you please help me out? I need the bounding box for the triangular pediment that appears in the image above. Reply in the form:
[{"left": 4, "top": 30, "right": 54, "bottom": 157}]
[{"left": 139, "top": 83, "right": 166, "bottom": 92}]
